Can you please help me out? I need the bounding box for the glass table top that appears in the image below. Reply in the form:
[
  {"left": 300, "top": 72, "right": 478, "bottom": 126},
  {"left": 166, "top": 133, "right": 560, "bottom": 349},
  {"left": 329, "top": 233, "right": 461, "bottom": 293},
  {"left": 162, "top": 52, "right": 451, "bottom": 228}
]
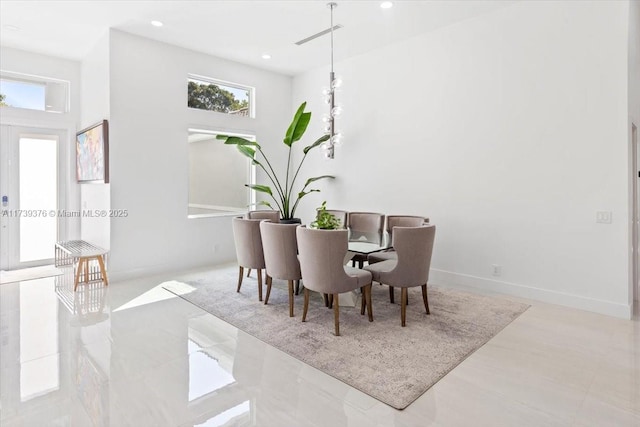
[{"left": 347, "top": 231, "right": 391, "bottom": 255}]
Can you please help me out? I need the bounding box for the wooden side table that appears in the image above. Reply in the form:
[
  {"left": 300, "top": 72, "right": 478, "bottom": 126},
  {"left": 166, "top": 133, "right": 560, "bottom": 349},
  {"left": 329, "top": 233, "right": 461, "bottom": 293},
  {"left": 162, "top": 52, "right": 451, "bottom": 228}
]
[{"left": 55, "top": 240, "right": 109, "bottom": 291}]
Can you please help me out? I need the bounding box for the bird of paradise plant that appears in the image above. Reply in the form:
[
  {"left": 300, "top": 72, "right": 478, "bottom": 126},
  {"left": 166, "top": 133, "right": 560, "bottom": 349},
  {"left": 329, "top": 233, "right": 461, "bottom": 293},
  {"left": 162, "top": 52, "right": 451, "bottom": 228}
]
[{"left": 217, "top": 102, "right": 334, "bottom": 220}]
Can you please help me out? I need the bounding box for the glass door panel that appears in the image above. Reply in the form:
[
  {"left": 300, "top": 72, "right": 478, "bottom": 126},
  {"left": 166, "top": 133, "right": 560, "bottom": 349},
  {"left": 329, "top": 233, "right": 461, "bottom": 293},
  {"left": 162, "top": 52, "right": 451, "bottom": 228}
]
[{"left": 19, "top": 136, "right": 58, "bottom": 263}]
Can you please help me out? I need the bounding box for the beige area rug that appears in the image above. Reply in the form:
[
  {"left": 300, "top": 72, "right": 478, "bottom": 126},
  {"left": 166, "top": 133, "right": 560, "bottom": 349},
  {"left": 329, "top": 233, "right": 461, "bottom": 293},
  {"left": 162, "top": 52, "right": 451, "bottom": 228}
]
[
  {"left": 0, "top": 264, "right": 63, "bottom": 285},
  {"left": 164, "top": 265, "right": 529, "bottom": 410}
]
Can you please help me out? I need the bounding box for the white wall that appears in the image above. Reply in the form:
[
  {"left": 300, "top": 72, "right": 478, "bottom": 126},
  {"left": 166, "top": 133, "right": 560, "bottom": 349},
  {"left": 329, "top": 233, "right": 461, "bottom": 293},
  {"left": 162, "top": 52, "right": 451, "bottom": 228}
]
[
  {"left": 630, "top": 1, "right": 640, "bottom": 124},
  {"left": 108, "top": 30, "right": 292, "bottom": 278},
  {"left": 80, "top": 33, "right": 111, "bottom": 250},
  {"left": 0, "top": 47, "right": 81, "bottom": 240},
  {"left": 293, "top": 1, "right": 631, "bottom": 317},
  {"left": 629, "top": 0, "right": 640, "bottom": 305}
]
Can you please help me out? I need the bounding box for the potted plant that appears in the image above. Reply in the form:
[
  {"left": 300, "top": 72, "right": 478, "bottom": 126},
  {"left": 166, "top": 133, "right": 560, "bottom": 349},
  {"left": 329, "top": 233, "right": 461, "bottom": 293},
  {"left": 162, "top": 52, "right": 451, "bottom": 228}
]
[
  {"left": 310, "top": 201, "right": 341, "bottom": 230},
  {"left": 217, "top": 102, "right": 334, "bottom": 222}
]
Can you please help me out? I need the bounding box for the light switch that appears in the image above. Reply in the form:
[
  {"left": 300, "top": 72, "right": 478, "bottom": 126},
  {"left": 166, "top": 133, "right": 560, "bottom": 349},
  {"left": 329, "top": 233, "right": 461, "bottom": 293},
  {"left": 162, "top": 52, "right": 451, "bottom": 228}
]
[{"left": 596, "top": 211, "right": 612, "bottom": 224}]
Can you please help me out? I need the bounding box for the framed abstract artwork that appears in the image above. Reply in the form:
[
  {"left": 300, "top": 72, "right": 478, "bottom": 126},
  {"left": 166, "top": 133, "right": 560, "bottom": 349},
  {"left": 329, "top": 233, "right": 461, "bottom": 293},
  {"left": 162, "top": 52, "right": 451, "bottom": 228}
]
[{"left": 76, "top": 120, "right": 109, "bottom": 183}]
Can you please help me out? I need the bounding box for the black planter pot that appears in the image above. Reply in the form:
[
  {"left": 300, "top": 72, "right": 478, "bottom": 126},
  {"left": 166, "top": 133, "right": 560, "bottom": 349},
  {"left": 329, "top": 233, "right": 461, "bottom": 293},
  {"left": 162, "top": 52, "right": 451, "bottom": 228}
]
[{"left": 280, "top": 218, "right": 302, "bottom": 225}]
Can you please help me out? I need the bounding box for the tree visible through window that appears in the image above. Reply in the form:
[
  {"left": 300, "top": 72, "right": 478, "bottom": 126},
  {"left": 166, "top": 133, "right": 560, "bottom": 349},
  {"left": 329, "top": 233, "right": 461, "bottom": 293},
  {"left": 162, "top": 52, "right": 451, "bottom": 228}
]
[{"left": 187, "top": 77, "right": 251, "bottom": 117}]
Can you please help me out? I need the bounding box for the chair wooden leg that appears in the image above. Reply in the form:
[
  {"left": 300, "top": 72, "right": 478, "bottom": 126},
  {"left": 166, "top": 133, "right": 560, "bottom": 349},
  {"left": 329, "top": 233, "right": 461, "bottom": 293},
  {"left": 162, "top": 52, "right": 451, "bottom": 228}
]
[
  {"left": 302, "top": 289, "right": 310, "bottom": 322},
  {"left": 401, "top": 288, "right": 408, "bottom": 327},
  {"left": 328, "top": 294, "right": 334, "bottom": 309},
  {"left": 257, "top": 269, "right": 263, "bottom": 301},
  {"left": 264, "top": 276, "right": 272, "bottom": 305},
  {"left": 295, "top": 280, "right": 300, "bottom": 295},
  {"left": 288, "top": 280, "right": 294, "bottom": 317},
  {"left": 421, "top": 284, "right": 430, "bottom": 314},
  {"left": 360, "top": 287, "right": 366, "bottom": 315},
  {"left": 389, "top": 286, "right": 395, "bottom": 303},
  {"left": 83, "top": 259, "right": 89, "bottom": 283},
  {"left": 236, "top": 266, "right": 244, "bottom": 292},
  {"left": 365, "top": 284, "right": 373, "bottom": 322},
  {"left": 247, "top": 268, "right": 251, "bottom": 277},
  {"left": 323, "top": 293, "right": 329, "bottom": 307},
  {"left": 333, "top": 293, "right": 340, "bottom": 336}
]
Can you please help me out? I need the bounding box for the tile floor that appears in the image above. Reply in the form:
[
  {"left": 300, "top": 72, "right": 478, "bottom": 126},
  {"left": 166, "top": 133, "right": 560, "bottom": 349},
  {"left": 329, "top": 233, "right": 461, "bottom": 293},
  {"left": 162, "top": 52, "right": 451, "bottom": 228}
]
[{"left": 0, "top": 264, "right": 638, "bottom": 426}]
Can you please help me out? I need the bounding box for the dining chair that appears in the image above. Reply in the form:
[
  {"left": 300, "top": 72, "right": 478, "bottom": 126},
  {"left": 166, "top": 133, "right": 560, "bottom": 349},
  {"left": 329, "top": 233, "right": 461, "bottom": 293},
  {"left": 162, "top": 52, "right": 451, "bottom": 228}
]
[
  {"left": 244, "top": 210, "right": 280, "bottom": 277},
  {"left": 296, "top": 226, "right": 373, "bottom": 336},
  {"left": 247, "top": 209, "right": 281, "bottom": 222},
  {"left": 232, "top": 217, "right": 266, "bottom": 301},
  {"left": 347, "top": 212, "right": 385, "bottom": 268},
  {"left": 260, "top": 221, "right": 301, "bottom": 317},
  {"left": 364, "top": 225, "right": 436, "bottom": 327},
  {"left": 367, "top": 215, "right": 428, "bottom": 265},
  {"left": 325, "top": 210, "right": 348, "bottom": 229}
]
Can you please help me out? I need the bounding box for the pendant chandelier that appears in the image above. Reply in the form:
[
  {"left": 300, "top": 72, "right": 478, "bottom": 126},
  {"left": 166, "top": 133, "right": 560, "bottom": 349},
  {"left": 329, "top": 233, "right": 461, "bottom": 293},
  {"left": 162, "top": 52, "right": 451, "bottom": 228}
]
[{"left": 322, "top": 2, "right": 343, "bottom": 159}]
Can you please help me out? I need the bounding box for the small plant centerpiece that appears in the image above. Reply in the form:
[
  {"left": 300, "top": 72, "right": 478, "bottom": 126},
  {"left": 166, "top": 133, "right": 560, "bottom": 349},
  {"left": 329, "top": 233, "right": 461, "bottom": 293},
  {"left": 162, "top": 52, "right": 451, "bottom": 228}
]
[
  {"left": 217, "top": 102, "right": 334, "bottom": 222},
  {"left": 310, "top": 201, "right": 341, "bottom": 230}
]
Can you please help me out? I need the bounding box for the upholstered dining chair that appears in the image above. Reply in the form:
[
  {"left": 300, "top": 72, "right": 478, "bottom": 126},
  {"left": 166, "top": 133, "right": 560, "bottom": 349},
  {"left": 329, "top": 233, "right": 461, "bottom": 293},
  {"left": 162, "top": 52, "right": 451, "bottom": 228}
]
[
  {"left": 347, "top": 212, "right": 385, "bottom": 269},
  {"left": 247, "top": 210, "right": 280, "bottom": 222},
  {"left": 325, "top": 210, "right": 348, "bottom": 229},
  {"left": 296, "top": 226, "right": 373, "bottom": 336},
  {"left": 232, "top": 217, "right": 266, "bottom": 301},
  {"left": 368, "top": 215, "right": 428, "bottom": 265},
  {"left": 260, "top": 221, "right": 301, "bottom": 317},
  {"left": 244, "top": 210, "right": 280, "bottom": 278},
  {"left": 364, "top": 225, "right": 436, "bottom": 327}
]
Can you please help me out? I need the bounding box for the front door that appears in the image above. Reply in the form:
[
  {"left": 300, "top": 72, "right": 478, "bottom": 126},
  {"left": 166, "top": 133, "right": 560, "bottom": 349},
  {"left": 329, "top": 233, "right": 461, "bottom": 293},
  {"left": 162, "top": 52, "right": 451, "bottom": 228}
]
[{"left": 0, "top": 125, "right": 65, "bottom": 270}]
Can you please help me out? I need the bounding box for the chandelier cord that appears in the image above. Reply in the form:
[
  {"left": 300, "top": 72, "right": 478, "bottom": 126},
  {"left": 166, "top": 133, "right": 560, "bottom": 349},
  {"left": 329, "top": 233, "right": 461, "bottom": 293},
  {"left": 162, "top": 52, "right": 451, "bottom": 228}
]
[
  {"left": 325, "top": 2, "right": 339, "bottom": 159},
  {"left": 330, "top": 3, "right": 335, "bottom": 74}
]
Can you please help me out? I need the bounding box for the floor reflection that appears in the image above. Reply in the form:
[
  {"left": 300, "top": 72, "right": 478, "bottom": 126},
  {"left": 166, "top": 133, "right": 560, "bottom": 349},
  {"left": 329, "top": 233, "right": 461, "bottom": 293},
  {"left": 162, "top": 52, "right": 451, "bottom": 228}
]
[
  {"left": 2, "top": 266, "right": 638, "bottom": 426},
  {"left": 187, "top": 338, "right": 235, "bottom": 401},
  {"left": 55, "top": 268, "right": 109, "bottom": 324},
  {"left": 19, "top": 279, "right": 60, "bottom": 402},
  {"left": 194, "top": 400, "right": 251, "bottom": 426}
]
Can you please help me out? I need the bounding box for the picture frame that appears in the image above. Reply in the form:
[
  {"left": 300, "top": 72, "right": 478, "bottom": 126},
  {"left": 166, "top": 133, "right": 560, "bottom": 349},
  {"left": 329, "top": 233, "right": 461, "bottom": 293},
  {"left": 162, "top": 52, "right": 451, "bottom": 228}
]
[{"left": 76, "top": 120, "right": 109, "bottom": 183}]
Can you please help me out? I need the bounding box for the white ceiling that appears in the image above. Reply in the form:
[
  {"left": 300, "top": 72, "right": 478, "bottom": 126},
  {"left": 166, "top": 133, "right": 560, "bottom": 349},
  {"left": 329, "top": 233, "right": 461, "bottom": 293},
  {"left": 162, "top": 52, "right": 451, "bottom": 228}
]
[{"left": 0, "top": 0, "right": 516, "bottom": 76}]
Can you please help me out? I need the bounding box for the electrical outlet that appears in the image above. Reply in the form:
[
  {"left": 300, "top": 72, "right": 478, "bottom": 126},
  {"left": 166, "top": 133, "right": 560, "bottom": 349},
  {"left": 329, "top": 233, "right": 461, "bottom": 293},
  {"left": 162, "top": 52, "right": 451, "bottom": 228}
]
[
  {"left": 492, "top": 264, "right": 502, "bottom": 276},
  {"left": 596, "top": 211, "right": 612, "bottom": 224}
]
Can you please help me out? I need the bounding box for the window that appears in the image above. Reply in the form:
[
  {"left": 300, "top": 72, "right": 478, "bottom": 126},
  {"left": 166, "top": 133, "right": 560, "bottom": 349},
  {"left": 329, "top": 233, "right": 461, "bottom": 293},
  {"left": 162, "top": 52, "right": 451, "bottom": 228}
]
[
  {"left": 0, "top": 71, "right": 69, "bottom": 113},
  {"left": 188, "top": 129, "right": 256, "bottom": 218},
  {"left": 187, "top": 75, "right": 253, "bottom": 117}
]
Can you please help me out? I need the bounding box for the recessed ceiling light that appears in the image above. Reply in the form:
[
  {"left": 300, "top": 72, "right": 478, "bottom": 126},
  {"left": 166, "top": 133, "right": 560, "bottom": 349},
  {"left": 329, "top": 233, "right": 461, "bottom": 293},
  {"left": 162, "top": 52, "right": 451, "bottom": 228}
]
[
  {"left": 262, "top": 53, "right": 272, "bottom": 60},
  {"left": 151, "top": 20, "right": 163, "bottom": 27},
  {"left": 380, "top": 1, "right": 393, "bottom": 9},
  {"left": 4, "top": 25, "right": 20, "bottom": 31}
]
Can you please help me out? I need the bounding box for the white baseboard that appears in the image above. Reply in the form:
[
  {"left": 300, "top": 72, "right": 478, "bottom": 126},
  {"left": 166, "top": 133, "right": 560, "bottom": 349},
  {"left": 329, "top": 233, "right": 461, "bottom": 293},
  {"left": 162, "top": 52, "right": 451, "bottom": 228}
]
[
  {"left": 109, "top": 264, "right": 633, "bottom": 319},
  {"left": 430, "top": 269, "right": 632, "bottom": 320}
]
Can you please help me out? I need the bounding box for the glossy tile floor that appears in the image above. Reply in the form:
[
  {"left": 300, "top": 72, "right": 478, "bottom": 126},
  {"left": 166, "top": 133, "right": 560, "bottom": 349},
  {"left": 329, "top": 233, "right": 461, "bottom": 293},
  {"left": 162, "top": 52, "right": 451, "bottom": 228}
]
[{"left": 1, "top": 265, "right": 638, "bottom": 427}]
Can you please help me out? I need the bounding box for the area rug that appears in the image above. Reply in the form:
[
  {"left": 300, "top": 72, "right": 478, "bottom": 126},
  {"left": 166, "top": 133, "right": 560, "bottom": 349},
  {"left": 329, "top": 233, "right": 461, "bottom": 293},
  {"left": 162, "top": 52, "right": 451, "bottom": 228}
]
[{"left": 164, "top": 265, "right": 529, "bottom": 410}]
